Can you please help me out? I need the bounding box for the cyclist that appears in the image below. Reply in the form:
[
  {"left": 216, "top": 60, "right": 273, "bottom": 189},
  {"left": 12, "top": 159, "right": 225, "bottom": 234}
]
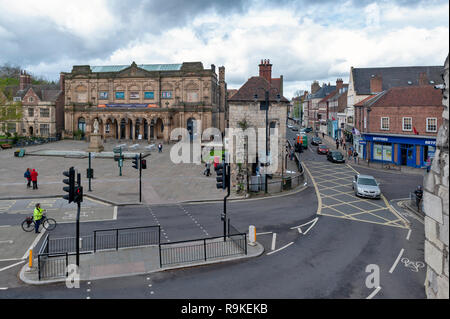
[{"left": 33, "top": 203, "right": 45, "bottom": 233}]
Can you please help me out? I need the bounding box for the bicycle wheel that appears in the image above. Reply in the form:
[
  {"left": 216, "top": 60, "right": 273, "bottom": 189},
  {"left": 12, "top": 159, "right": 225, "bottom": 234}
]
[
  {"left": 22, "top": 220, "right": 35, "bottom": 232},
  {"left": 43, "top": 218, "right": 57, "bottom": 231}
]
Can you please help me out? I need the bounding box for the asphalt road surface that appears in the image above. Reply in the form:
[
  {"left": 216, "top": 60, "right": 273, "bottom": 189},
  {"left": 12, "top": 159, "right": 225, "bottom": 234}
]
[{"left": 0, "top": 127, "right": 426, "bottom": 298}]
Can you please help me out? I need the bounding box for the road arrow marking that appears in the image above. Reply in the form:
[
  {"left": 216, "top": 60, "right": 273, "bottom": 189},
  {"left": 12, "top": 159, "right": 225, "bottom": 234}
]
[
  {"left": 291, "top": 217, "right": 319, "bottom": 235},
  {"left": 266, "top": 242, "right": 294, "bottom": 256},
  {"left": 366, "top": 286, "right": 382, "bottom": 299}
]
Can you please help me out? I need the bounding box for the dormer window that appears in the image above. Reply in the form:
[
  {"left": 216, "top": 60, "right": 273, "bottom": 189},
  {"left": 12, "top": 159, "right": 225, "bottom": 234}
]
[{"left": 28, "top": 97, "right": 34, "bottom": 102}]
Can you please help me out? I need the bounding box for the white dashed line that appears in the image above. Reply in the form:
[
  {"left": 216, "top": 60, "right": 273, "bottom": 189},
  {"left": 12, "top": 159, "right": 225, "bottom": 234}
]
[
  {"left": 406, "top": 229, "right": 412, "bottom": 241},
  {"left": 271, "top": 233, "right": 277, "bottom": 251},
  {"left": 389, "top": 249, "right": 405, "bottom": 274}
]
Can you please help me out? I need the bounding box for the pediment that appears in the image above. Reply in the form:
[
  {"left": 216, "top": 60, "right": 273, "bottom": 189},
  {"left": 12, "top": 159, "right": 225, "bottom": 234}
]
[{"left": 117, "top": 63, "right": 151, "bottom": 78}]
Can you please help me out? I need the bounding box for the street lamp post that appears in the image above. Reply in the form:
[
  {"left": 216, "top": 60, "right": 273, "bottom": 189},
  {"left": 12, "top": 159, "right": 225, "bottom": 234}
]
[{"left": 254, "top": 88, "right": 281, "bottom": 194}]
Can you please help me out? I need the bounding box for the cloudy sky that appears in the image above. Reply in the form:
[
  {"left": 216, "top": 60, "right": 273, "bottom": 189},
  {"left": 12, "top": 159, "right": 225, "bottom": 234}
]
[{"left": 0, "top": 0, "right": 448, "bottom": 98}]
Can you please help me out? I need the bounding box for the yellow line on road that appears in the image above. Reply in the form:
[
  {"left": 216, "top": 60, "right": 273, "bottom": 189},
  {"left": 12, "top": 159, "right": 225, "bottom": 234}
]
[{"left": 346, "top": 164, "right": 410, "bottom": 229}]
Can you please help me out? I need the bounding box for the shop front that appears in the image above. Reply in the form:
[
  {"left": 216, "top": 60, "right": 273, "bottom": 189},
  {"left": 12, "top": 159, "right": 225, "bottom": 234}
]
[{"left": 361, "top": 133, "right": 436, "bottom": 168}]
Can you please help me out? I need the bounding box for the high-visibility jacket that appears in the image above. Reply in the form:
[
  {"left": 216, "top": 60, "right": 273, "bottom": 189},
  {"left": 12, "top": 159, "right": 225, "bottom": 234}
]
[{"left": 34, "top": 207, "right": 44, "bottom": 221}]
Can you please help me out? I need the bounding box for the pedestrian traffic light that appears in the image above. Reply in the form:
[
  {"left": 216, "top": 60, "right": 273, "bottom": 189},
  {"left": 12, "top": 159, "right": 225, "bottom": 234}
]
[
  {"left": 74, "top": 186, "right": 83, "bottom": 203},
  {"left": 141, "top": 159, "right": 147, "bottom": 169},
  {"left": 62, "top": 167, "right": 75, "bottom": 203},
  {"left": 132, "top": 155, "right": 139, "bottom": 170},
  {"left": 216, "top": 163, "right": 225, "bottom": 189}
]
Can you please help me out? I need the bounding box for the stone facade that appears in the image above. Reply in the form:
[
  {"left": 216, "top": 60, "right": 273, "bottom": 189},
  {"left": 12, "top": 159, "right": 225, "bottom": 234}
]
[
  {"left": 62, "top": 61, "right": 226, "bottom": 143},
  {"left": 423, "top": 54, "right": 449, "bottom": 299}
]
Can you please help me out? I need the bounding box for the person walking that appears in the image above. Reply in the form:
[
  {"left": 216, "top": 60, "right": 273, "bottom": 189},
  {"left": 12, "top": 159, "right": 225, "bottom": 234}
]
[
  {"left": 33, "top": 203, "right": 45, "bottom": 233},
  {"left": 204, "top": 161, "right": 211, "bottom": 176},
  {"left": 158, "top": 143, "right": 163, "bottom": 153},
  {"left": 426, "top": 157, "right": 432, "bottom": 173},
  {"left": 335, "top": 138, "right": 339, "bottom": 150},
  {"left": 30, "top": 169, "right": 38, "bottom": 189},
  {"left": 24, "top": 168, "right": 31, "bottom": 188},
  {"left": 414, "top": 185, "right": 423, "bottom": 212},
  {"left": 353, "top": 150, "right": 358, "bottom": 164},
  {"left": 322, "top": 132, "right": 325, "bottom": 139}
]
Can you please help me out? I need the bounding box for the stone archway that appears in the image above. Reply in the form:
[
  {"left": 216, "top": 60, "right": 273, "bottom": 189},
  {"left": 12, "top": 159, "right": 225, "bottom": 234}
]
[{"left": 155, "top": 118, "right": 164, "bottom": 139}]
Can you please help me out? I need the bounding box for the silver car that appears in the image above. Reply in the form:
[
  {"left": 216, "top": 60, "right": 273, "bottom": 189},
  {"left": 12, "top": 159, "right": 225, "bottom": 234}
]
[{"left": 352, "top": 174, "right": 381, "bottom": 199}]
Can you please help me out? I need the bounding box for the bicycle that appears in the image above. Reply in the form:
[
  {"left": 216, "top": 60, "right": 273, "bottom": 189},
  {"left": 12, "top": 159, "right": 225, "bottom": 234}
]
[{"left": 21, "top": 213, "right": 57, "bottom": 232}]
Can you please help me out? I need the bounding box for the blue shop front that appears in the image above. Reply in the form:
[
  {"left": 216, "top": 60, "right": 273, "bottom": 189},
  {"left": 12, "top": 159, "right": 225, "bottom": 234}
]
[{"left": 359, "top": 133, "right": 436, "bottom": 168}]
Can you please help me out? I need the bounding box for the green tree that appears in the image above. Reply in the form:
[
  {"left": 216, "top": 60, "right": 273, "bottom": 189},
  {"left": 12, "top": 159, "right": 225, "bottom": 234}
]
[{"left": 0, "top": 88, "right": 22, "bottom": 135}]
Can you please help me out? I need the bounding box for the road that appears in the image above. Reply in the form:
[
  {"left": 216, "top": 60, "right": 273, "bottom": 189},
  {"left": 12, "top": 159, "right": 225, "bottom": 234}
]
[{"left": 0, "top": 127, "right": 426, "bottom": 298}]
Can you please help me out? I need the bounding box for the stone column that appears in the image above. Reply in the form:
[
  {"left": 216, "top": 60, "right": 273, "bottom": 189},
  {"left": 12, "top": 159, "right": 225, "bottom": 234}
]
[
  {"left": 131, "top": 121, "right": 136, "bottom": 141},
  {"left": 125, "top": 121, "right": 129, "bottom": 140},
  {"left": 423, "top": 54, "right": 449, "bottom": 299},
  {"left": 163, "top": 118, "right": 170, "bottom": 143},
  {"left": 117, "top": 120, "right": 121, "bottom": 140}
]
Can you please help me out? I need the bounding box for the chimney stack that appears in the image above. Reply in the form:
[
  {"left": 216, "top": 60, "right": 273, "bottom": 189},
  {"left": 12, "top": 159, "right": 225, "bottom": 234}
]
[
  {"left": 259, "top": 59, "right": 272, "bottom": 84},
  {"left": 218, "top": 66, "right": 225, "bottom": 83},
  {"left": 370, "top": 74, "right": 383, "bottom": 93},
  {"left": 60, "top": 73, "right": 65, "bottom": 92},
  {"left": 419, "top": 72, "right": 429, "bottom": 86},
  {"left": 336, "top": 78, "right": 343, "bottom": 91},
  {"left": 311, "top": 81, "right": 320, "bottom": 94},
  {"left": 20, "top": 70, "right": 29, "bottom": 90}
]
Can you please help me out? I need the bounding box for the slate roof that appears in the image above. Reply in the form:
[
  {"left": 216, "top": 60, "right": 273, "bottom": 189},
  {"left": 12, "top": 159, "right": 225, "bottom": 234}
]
[
  {"left": 228, "top": 76, "right": 289, "bottom": 103},
  {"left": 12, "top": 84, "right": 61, "bottom": 102},
  {"left": 352, "top": 66, "right": 443, "bottom": 95},
  {"left": 308, "top": 84, "right": 336, "bottom": 100}
]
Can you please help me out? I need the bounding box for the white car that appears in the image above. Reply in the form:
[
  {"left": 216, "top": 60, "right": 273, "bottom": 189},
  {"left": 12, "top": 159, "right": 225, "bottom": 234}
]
[{"left": 352, "top": 174, "right": 381, "bottom": 199}]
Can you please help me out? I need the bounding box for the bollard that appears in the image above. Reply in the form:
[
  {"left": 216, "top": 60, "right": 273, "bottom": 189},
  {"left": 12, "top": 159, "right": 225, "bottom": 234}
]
[
  {"left": 248, "top": 225, "right": 256, "bottom": 246},
  {"left": 79, "top": 237, "right": 83, "bottom": 249},
  {"left": 29, "top": 249, "right": 33, "bottom": 268}
]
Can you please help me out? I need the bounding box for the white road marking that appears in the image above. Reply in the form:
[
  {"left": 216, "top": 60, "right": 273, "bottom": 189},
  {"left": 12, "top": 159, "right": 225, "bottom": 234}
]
[
  {"left": 271, "top": 233, "right": 277, "bottom": 251},
  {"left": 406, "top": 229, "right": 412, "bottom": 241},
  {"left": 0, "top": 287, "right": 8, "bottom": 290},
  {"left": 0, "top": 240, "right": 13, "bottom": 244},
  {"left": 22, "top": 229, "right": 46, "bottom": 260},
  {"left": 256, "top": 232, "right": 273, "bottom": 235},
  {"left": 0, "top": 260, "right": 26, "bottom": 273},
  {"left": 291, "top": 217, "right": 319, "bottom": 235},
  {"left": 366, "top": 286, "right": 382, "bottom": 299},
  {"left": 389, "top": 248, "right": 405, "bottom": 274},
  {"left": 113, "top": 206, "right": 118, "bottom": 220},
  {"left": 266, "top": 242, "right": 294, "bottom": 256}
]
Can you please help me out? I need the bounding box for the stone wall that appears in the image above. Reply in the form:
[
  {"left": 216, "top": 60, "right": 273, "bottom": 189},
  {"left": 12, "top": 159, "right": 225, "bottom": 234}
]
[{"left": 423, "top": 54, "right": 449, "bottom": 299}]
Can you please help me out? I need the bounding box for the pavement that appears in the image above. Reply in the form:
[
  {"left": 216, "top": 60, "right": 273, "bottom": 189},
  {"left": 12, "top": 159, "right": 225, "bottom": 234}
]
[
  {"left": 19, "top": 239, "right": 264, "bottom": 285},
  {"left": 319, "top": 133, "right": 426, "bottom": 176},
  {"left": 0, "top": 139, "right": 245, "bottom": 205}
]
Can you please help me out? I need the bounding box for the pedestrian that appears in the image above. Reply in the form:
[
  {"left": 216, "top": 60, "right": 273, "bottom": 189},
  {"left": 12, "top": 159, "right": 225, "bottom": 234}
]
[
  {"left": 24, "top": 168, "right": 31, "bottom": 188},
  {"left": 426, "top": 157, "right": 432, "bottom": 173},
  {"left": 290, "top": 147, "right": 295, "bottom": 160},
  {"left": 335, "top": 138, "right": 339, "bottom": 149},
  {"left": 33, "top": 203, "right": 45, "bottom": 233},
  {"left": 158, "top": 143, "right": 162, "bottom": 153},
  {"left": 322, "top": 132, "right": 325, "bottom": 139},
  {"left": 414, "top": 185, "right": 423, "bottom": 212},
  {"left": 353, "top": 150, "right": 358, "bottom": 164},
  {"left": 348, "top": 148, "right": 352, "bottom": 158},
  {"left": 204, "top": 161, "right": 211, "bottom": 176},
  {"left": 30, "top": 168, "right": 38, "bottom": 189},
  {"left": 343, "top": 141, "right": 346, "bottom": 150}
]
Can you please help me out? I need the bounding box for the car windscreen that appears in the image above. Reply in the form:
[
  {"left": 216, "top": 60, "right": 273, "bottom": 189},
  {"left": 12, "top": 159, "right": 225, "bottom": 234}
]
[
  {"left": 333, "top": 152, "right": 343, "bottom": 159},
  {"left": 358, "top": 178, "right": 378, "bottom": 186}
]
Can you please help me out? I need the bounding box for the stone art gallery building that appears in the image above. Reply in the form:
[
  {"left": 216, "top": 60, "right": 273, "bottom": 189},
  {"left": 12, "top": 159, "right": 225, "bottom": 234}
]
[{"left": 62, "top": 61, "right": 227, "bottom": 142}]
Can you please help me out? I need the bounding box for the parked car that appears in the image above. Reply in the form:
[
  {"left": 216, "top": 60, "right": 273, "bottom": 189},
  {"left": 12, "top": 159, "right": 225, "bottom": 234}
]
[
  {"left": 327, "top": 151, "right": 345, "bottom": 163},
  {"left": 304, "top": 127, "right": 313, "bottom": 133},
  {"left": 317, "top": 145, "right": 329, "bottom": 155},
  {"left": 352, "top": 174, "right": 381, "bottom": 199},
  {"left": 311, "top": 137, "right": 322, "bottom": 145},
  {"left": 291, "top": 126, "right": 299, "bottom": 131}
]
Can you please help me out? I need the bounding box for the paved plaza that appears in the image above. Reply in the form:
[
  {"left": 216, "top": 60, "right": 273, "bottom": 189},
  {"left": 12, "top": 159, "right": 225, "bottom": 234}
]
[{"left": 0, "top": 140, "right": 242, "bottom": 205}]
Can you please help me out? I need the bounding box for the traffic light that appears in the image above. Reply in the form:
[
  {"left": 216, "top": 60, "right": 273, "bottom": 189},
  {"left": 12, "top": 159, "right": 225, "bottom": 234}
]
[
  {"left": 216, "top": 163, "right": 229, "bottom": 190},
  {"left": 216, "top": 163, "right": 225, "bottom": 189},
  {"left": 63, "top": 167, "right": 75, "bottom": 203},
  {"left": 141, "top": 159, "right": 147, "bottom": 169},
  {"left": 74, "top": 186, "right": 83, "bottom": 203},
  {"left": 132, "top": 155, "right": 139, "bottom": 170}
]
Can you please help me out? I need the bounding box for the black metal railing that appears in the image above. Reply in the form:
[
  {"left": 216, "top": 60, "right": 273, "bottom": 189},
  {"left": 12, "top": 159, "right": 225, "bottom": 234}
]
[
  {"left": 94, "top": 226, "right": 160, "bottom": 252},
  {"left": 227, "top": 221, "right": 247, "bottom": 255},
  {"left": 159, "top": 233, "right": 247, "bottom": 267},
  {"left": 38, "top": 252, "right": 68, "bottom": 280}
]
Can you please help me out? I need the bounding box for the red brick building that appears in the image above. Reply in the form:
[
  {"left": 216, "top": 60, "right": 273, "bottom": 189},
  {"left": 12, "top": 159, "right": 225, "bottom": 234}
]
[{"left": 354, "top": 84, "right": 443, "bottom": 167}]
